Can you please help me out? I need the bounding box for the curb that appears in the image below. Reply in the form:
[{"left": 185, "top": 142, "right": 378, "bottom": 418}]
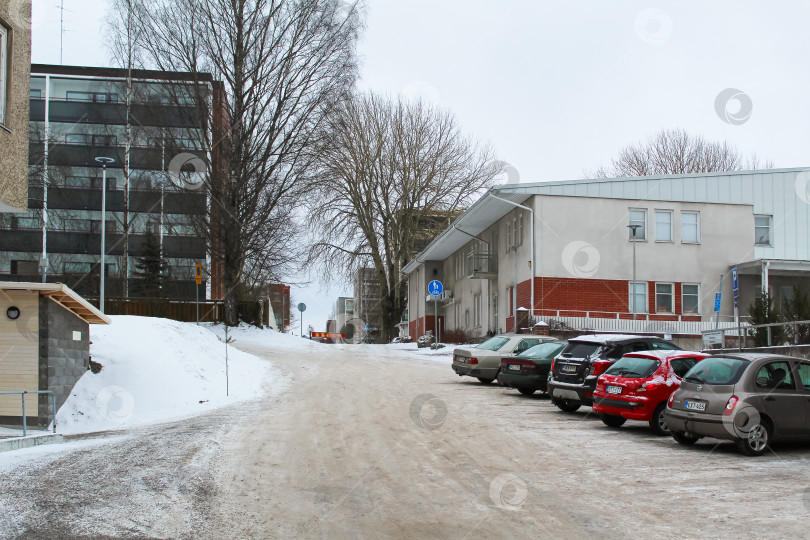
[{"left": 0, "top": 434, "right": 65, "bottom": 453}]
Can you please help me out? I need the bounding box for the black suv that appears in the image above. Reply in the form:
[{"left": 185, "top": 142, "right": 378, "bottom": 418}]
[{"left": 547, "top": 334, "right": 682, "bottom": 412}]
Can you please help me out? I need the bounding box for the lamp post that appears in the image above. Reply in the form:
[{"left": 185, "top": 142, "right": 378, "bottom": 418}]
[
  {"left": 95, "top": 157, "right": 115, "bottom": 313},
  {"left": 627, "top": 224, "right": 640, "bottom": 321}
]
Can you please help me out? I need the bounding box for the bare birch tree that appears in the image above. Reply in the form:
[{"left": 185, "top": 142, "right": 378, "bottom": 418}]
[
  {"left": 308, "top": 93, "right": 497, "bottom": 342},
  {"left": 106, "top": 0, "right": 361, "bottom": 324},
  {"left": 588, "top": 128, "right": 774, "bottom": 178}
]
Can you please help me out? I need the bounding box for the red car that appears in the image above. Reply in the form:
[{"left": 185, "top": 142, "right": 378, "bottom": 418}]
[{"left": 592, "top": 350, "right": 708, "bottom": 435}]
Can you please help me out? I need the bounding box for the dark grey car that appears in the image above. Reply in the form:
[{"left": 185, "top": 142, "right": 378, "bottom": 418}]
[{"left": 664, "top": 353, "right": 810, "bottom": 456}]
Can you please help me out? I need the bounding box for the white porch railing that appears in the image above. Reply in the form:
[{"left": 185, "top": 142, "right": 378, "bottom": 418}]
[{"left": 540, "top": 314, "right": 747, "bottom": 336}]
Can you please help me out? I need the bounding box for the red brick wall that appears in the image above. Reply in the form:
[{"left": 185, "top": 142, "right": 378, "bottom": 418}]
[
  {"left": 534, "top": 277, "right": 629, "bottom": 313},
  {"left": 410, "top": 316, "right": 444, "bottom": 338}
]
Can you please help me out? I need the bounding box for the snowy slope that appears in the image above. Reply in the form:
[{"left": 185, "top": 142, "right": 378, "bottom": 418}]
[{"left": 55, "top": 316, "right": 287, "bottom": 435}]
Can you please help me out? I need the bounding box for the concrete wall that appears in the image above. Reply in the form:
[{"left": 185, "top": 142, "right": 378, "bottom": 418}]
[
  {"left": 39, "top": 297, "right": 90, "bottom": 425},
  {"left": 0, "top": 0, "right": 31, "bottom": 212},
  {"left": 0, "top": 289, "right": 38, "bottom": 420}
]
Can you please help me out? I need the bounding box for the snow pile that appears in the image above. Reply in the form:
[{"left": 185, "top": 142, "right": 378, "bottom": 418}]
[
  {"left": 202, "top": 322, "right": 334, "bottom": 351},
  {"left": 56, "top": 316, "right": 283, "bottom": 435}
]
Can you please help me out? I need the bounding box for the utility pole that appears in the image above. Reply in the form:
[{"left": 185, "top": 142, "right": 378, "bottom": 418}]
[{"left": 627, "top": 225, "right": 640, "bottom": 321}]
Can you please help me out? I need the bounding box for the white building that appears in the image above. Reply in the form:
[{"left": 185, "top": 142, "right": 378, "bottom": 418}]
[{"left": 403, "top": 168, "right": 810, "bottom": 338}]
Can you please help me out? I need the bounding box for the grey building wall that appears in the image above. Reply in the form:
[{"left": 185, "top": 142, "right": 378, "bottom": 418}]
[{"left": 38, "top": 297, "right": 90, "bottom": 425}]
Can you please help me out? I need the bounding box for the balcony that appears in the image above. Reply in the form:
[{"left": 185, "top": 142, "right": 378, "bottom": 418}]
[{"left": 465, "top": 251, "right": 497, "bottom": 278}]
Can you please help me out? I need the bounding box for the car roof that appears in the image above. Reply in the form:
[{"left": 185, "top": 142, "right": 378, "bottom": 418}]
[
  {"left": 702, "top": 352, "right": 799, "bottom": 362},
  {"left": 569, "top": 334, "right": 651, "bottom": 344},
  {"left": 623, "top": 350, "right": 708, "bottom": 361}
]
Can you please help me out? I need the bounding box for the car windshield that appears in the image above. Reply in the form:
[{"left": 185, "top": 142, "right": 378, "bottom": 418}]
[
  {"left": 521, "top": 342, "right": 566, "bottom": 360},
  {"left": 558, "top": 342, "right": 600, "bottom": 359},
  {"left": 477, "top": 336, "right": 510, "bottom": 351},
  {"left": 682, "top": 357, "right": 749, "bottom": 385},
  {"left": 604, "top": 356, "right": 660, "bottom": 378}
]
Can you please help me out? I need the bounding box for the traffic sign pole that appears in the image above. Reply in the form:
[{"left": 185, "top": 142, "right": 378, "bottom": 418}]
[
  {"left": 195, "top": 263, "right": 202, "bottom": 325},
  {"left": 427, "top": 280, "right": 443, "bottom": 346}
]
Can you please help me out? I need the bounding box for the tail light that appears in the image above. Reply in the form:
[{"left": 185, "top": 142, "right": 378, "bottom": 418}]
[
  {"left": 667, "top": 392, "right": 676, "bottom": 408},
  {"left": 470, "top": 357, "right": 478, "bottom": 365},
  {"left": 638, "top": 382, "right": 661, "bottom": 393},
  {"left": 591, "top": 360, "right": 612, "bottom": 377},
  {"left": 723, "top": 395, "right": 739, "bottom": 416},
  {"left": 551, "top": 358, "right": 556, "bottom": 372}
]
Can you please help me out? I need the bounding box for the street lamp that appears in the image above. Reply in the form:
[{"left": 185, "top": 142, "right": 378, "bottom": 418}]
[
  {"left": 627, "top": 224, "right": 640, "bottom": 321},
  {"left": 94, "top": 156, "right": 115, "bottom": 313}
]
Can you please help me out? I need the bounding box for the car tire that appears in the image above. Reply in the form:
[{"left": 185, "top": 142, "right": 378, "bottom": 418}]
[
  {"left": 477, "top": 377, "right": 495, "bottom": 384},
  {"left": 517, "top": 387, "right": 536, "bottom": 396},
  {"left": 553, "top": 399, "right": 581, "bottom": 412},
  {"left": 672, "top": 431, "right": 700, "bottom": 446},
  {"left": 736, "top": 419, "right": 772, "bottom": 457},
  {"left": 649, "top": 403, "right": 670, "bottom": 436},
  {"left": 600, "top": 414, "right": 627, "bottom": 428}
]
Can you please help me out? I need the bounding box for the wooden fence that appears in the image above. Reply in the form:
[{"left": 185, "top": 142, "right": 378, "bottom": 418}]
[{"left": 100, "top": 297, "right": 269, "bottom": 327}]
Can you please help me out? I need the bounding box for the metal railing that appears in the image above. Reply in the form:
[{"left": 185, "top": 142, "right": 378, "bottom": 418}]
[
  {"left": 703, "top": 319, "right": 810, "bottom": 350},
  {"left": 0, "top": 391, "right": 56, "bottom": 437}
]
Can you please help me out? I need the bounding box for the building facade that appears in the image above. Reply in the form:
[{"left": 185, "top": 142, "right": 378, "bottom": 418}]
[
  {"left": 268, "top": 283, "right": 290, "bottom": 331},
  {"left": 0, "top": 64, "right": 225, "bottom": 301},
  {"left": 0, "top": 1, "right": 31, "bottom": 212},
  {"left": 404, "top": 169, "right": 810, "bottom": 337}
]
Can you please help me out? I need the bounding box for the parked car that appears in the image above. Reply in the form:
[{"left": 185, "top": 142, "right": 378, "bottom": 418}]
[
  {"left": 665, "top": 353, "right": 810, "bottom": 456},
  {"left": 391, "top": 337, "right": 403, "bottom": 344},
  {"left": 499, "top": 341, "right": 568, "bottom": 395},
  {"left": 592, "top": 351, "right": 707, "bottom": 435},
  {"left": 452, "top": 334, "right": 556, "bottom": 384},
  {"left": 547, "top": 334, "right": 682, "bottom": 412}
]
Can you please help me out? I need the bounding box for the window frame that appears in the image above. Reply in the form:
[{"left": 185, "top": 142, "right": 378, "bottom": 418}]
[
  {"left": 0, "top": 23, "right": 7, "bottom": 126},
  {"left": 755, "top": 215, "right": 772, "bottom": 246},
  {"left": 655, "top": 283, "right": 674, "bottom": 313},
  {"left": 505, "top": 220, "right": 513, "bottom": 252},
  {"left": 628, "top": 281, "right": 648, "bottom": 314},
  {"left": 682, "top": 283, "right": 700, "bottom": 314},
  {"left": 628, "top": 209, "right": 647, "bottom": 241},
  {"left": 517, "top": 214, "right": 524, "bottom": 246},
  {"left": 654, "top": 210, "right": 673, "bottom": 242},
  {"left": 681, "top": 211, "right": 700, "bottom": 244}
]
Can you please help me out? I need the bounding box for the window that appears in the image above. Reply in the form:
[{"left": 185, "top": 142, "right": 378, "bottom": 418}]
[
  {"left": 650, "top": 341, "right": 680, "bottom": 351},
  {"left": 755, "top": 215, "right": 772, "bottom": 246},
  {"left": 796, "top": 363, "right": 810, "bottom": 390},
  {"left": 66, "top": 91, "right": 118, "bottom": 102},
  {"left": 655, "top": 211, "right": 673, "bottom": 242},
  {"left": 682, "top": 284, "right": 700, "bottom": 314},
  {"left": 65, "top": 134, "right": 88, "bottom": 145},
  {"left": 517, "top": 214, "right": 524, "bottom": 246},
  {"left": 10, "top": 260, "right": 39, "bottom": 275},
  {"left": 656, "top": 283, "right": 674, "bottom": 313},
  {"left": 0, "top": 24, "right": 7, "bottom": 125},
  {"left": 92, "top": 135, "right": 116, "bottom": 147},
  {"left": 754, "top": 362, "right": 794, "bottom": 391},
  {"left": 670, "top": 357, "right": 700, "bottom": 378},
  {"left": 505, "top": 220, "right": 513, "bottom": 251},
  {"left": 12, "top": 216, "right": 39, "bottom": 229},
  {"left": 629, "top": 282, "right": 647, "bottom": 313},
  {"left": 681, "top": 212, "right": 700, "bottom": 243},
  {"left": 629, "top": 209, "right": 646, "bottom": 240}
]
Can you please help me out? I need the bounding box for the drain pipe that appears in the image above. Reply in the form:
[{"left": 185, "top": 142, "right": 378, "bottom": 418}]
[{"left": 488, "top": 192, "right": 535, "bottom": 328}]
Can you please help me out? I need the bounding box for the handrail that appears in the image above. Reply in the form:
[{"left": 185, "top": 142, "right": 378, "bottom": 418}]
[{"left": 0, "top": 391, "right": 56, "bottom": 437}]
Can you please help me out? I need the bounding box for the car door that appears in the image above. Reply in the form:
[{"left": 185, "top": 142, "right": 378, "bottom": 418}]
[
  {"left": 793, "top": 361, "right": 810, "bottom": 436},
  {"left": 751, "top": 360, "right": 806, "bottom": 436}
]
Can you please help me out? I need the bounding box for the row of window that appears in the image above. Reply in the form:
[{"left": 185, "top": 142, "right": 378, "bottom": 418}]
[
  {"left": 629, "top": 282, "right": 700, "bottom": 315},
  {"left": 629, "top": 208, "right": 773, "bottom": 246},
  {"left": 505, "top": 214, "right": 524, "bottom": 251},
  {"left": 9, "top": 216, "right": 192, "bottom": 235},
  {"left": 58, "top": 134, "right": 203, "bottom": 150},
  {"left": 30, "top": 88, "right": 199, "bottom": 107}
]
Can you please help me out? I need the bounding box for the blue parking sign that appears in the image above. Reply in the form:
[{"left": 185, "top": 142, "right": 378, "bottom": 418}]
[{"left": 714, "top": 292, "right": 722, "bottom": 312}]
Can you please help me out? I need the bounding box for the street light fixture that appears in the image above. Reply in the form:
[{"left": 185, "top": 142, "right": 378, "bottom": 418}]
[
  {"left": 94, "top": 156, "right": 115, "bottom": 313},
  {"left": 627, "top": 224, "right": 640, "bottom": 321}
]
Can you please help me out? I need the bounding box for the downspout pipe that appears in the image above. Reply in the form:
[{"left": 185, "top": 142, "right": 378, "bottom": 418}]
[{"left": 488, "top": 192, "right": 535, "bottom": 326}]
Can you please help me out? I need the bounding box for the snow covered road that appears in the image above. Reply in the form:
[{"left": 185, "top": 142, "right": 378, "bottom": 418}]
[{"left": 3, "top": 337, "right": 810, "bottom": 538}]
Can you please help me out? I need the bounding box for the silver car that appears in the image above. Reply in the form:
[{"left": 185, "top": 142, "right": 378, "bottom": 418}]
[
  {"left": 452, "top": 334, "right": 556, "bottom": 384},
  {"left": 664, "top": 353, "right": 810, "bottom": 456}
]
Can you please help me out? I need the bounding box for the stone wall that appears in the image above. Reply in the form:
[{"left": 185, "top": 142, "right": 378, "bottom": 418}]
[{"left": 38, "top": 297, "right": 90, "bottom": 425}]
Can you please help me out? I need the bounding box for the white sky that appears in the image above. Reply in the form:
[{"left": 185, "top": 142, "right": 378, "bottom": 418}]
[{"left": 31, "top": 0, "right": 810, "bottom": 330}]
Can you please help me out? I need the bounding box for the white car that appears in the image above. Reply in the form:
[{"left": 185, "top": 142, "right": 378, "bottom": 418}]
[{"left": 451, "top": 334, "right": 557, "bottom": 384}]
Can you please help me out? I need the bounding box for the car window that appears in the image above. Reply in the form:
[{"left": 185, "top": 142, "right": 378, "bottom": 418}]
[
  {"left": 604, "top": 356, "right": 660, "bottom": 378},
  {"left": 796, "top": 363, "right": 810, "bottom": 391},
  {"left": 670, "top": 357, "right": 698, "bottom": 378},
  {"left": 651, "top": 341, "right": 680, "bottom": 350},
  {"left": 754, "top": 361, "right": 795, "bottom": 391},
  {"left": 684, "top": 357, "right": 748, "bottom": 385},
  {"left": 522, "top": 342, "right": 566, "bottom": 359},
  {"left": 513, "top": 338, "right": 541, "bottom": 354},
  {"left": 559, "top": 342, "right": 600, "bottom": 359},
  {"left": 477, "top": 336, "right": 510, "bottom": 351}
]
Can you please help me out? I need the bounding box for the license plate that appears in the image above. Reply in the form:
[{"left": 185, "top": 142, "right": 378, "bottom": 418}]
[
  {"left": 606, "top": 385, "right": 622, "bottom": 395},
  {"left": 508, "top": 364, "right": 521, "bottom": 371},
  {"left": 456, "top": 356, "right": 465, "bottom": 363},
  {"left": 561, "top": 364, "right": 578, "bottom": 373},
  {"left": 685, "top": 401, "right": 706, "bottom": 411}
]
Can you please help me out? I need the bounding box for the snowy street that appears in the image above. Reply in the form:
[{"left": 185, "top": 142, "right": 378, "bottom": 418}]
[{"left": 2, "top": 330, "right": 810, "bottom": 538}]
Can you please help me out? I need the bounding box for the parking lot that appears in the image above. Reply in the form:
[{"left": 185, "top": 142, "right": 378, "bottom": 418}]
[{"left": 3, "top": 342, "right": 810, "bottom": 538}]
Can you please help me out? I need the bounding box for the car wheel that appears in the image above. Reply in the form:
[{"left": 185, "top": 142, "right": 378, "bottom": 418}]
[
  {"left": 672, "top": 431, "right": 700, "bottom": 446},
  {"left": 736, "top": 419, "right": 772, "bottom": 457},
  {"left": 649, "top": 403, "right": 670, "bottom": 436},
  {"left": 477, "top": 377, "right": 495, "bottom": 384},
  {"left": 554, "top": 399, "right": 581, "bottom": 412},
  {"left": 517, "top": 387, "right": 536, "bottom": 396},
  {"left": 600, "top": 414, "right": 627, "bottom": 428}
]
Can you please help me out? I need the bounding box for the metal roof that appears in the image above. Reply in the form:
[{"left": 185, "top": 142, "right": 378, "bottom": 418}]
[{"left": 0, "top": 282, "right": 111, "bottom": 325}]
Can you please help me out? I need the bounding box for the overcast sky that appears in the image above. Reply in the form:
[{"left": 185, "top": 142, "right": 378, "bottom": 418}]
[{"left": 30, "top": 0, "right": 810, "bottom": 331}]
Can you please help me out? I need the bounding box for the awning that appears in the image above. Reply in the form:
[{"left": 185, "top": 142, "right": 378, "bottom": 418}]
[
  {"left": 0, "top": 282, "right": 111, "bottom": 324},
  {"left": 735, "top": 260, "right": 810, "bottom": 276}
]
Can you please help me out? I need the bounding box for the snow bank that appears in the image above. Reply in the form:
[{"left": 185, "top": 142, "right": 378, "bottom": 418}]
[
  {"left": 56, "top": 316, "right": 283, "bottom": 435},
  {"left": 201, "top": 322, "right": 334, "bottom": 351}
]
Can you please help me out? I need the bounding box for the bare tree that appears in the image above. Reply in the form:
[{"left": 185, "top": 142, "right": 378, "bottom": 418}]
[
  {"left": 587, "top": 128, "right": 774, "bottom": 178},
  {"left": 308, "top": 93, "right": 497, "bottom": 342},
  {"left": 107, "top": 0, "right": 362, "bottom": 324}
]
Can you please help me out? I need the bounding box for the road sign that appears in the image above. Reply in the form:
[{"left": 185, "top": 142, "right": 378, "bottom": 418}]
[
  {"left": 428, "top": 280, "right": 443, "bottom": 296},
  {"left": 703, "top": 330, "right": 725, "bottom": 346},
  {"left": 297, "top": 303, "right": 306, "bottom": 312},
  {"left": 714, "top": 292, "right": 722, "bottom": 312},
  {"left": 195, "top": 263, "right": 202, "bottom": 284},
  {"left": 731, "top": 267, "right": 739, "bottom": 293}
]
